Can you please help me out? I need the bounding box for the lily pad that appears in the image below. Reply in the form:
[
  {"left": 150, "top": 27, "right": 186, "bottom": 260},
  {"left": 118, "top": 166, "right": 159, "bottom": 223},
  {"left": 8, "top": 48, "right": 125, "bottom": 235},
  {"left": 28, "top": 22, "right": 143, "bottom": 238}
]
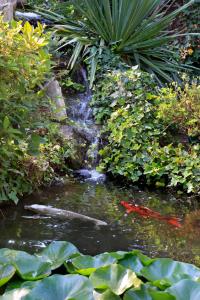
[
  {"left": 1, "top": 288, "right": 31, "bottom": 300},
  {"left": 5, "top": 280, "right": 39, "bottom": 292},
  {"left": 167, "top": 279, "right": 200, "bottom": 300},
  {"left": 13, "top": 251, "right": 51, "bottom": 280},
  {"left": 124, "top": 284, "right": 175, "bottom": 300},
  {"left": 90, "top": 263, "right": 141, "bottom": 295},
  {"left": 141, "top": 258, "right": 200, "bottom": 285},
  {"left": 0, "top": 265, "right": 16, "bottom": 287},
  {"left": 69, "top": 253, "right": 118, "bottom": 275},
  {"left": 118, "top": 252, "right": 144, "bottom": 274},
  {"left": 0, "top": 249, "right": 18, "bottom": 265},
  {"left": 93, "top": 289, "right": 121, "bottom": 300},
  {"left": 23, "top": 274, "right": 94, "bottom": 300},
  {"left": 38, "top": 241, "right": 80, "bottom": 270}
]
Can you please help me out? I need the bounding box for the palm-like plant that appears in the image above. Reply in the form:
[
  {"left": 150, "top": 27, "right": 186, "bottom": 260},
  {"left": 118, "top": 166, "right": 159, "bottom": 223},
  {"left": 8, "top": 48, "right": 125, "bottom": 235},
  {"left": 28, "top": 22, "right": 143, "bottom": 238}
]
[{"left": 39, "top": 0, "right": 197, "bottom": 85}]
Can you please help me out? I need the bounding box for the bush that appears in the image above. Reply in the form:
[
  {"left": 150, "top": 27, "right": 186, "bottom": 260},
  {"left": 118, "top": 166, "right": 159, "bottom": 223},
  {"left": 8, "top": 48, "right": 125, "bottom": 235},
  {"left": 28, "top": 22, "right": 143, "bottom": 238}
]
[
  {"left": 91, "top": 66, "right": 157, "bottom": 124},
  {"left": 0, "top": 18, "right": 73, "bottom": 203},
  {"left": 157, "top": 81, "right": 200, "bottom": 137},
  {"left": 93, "top": 68, "right": 200, "bottom": 193}
]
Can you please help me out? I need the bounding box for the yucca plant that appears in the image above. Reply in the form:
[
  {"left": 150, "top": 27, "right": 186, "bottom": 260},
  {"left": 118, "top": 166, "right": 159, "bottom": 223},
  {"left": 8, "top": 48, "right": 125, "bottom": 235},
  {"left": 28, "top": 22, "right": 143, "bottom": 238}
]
[{"left": 38, "top": 0, "right": 198, "bottom": 85}]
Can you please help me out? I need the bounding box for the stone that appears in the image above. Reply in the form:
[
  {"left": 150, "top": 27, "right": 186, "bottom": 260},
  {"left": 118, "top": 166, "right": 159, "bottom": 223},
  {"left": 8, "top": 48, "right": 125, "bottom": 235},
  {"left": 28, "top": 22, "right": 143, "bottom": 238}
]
[
  {"left": 45, "top": 79, "right": 67, "bottom": 122},
  {"left": 0, "top": 0, "right": 17, "bottom": 21}
]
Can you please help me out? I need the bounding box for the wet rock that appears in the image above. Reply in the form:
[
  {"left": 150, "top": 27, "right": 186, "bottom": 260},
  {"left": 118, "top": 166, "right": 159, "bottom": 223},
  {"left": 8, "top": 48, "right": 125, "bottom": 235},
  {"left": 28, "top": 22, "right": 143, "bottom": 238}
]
[
  {"left": 74, "top": 169, "right": 92, "bottom": 179},
  {"left": 45, "top": 79, "right": 67, "bottom": 122},
  {"left": 75, "top": 169, "right": 106, "bottom": 183},
  {"left": 60, "top": 124, "right": 89, "bottom": 169},
  {"left": 0, "top": 0, "right": 16, "bottom": 21},
  {"left": 15, "top": 11, "right": 41, "bottom": 21},
  {"left": 51, "top": 176, "right": 65, "bottom": 187}
]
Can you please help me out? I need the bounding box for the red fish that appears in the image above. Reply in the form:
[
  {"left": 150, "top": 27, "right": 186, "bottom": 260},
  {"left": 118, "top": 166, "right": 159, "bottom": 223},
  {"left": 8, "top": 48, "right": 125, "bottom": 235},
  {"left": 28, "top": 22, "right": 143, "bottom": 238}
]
[{"left": 120, "top": 201, "right": 182, "bottom": 228}]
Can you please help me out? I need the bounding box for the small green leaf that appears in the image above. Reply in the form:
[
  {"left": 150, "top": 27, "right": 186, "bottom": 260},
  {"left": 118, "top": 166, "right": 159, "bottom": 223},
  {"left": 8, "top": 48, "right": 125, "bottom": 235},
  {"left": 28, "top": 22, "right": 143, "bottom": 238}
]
[{"left": 3, "top": 116, "right": 10, "bottom": 130}]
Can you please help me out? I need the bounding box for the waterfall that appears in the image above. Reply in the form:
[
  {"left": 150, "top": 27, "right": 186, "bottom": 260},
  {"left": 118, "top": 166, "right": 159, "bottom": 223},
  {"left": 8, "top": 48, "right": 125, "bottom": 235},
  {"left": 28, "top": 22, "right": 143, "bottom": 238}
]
[{"left": 64, "top": 66, "right": 105, "bottom": 183}]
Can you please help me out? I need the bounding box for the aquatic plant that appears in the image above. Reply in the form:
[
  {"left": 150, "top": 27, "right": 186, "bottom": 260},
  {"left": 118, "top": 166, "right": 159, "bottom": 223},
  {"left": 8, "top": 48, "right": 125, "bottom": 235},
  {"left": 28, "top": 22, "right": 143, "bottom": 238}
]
[{"left": 0, "top": 240, "right": 200, "bottom": 299}]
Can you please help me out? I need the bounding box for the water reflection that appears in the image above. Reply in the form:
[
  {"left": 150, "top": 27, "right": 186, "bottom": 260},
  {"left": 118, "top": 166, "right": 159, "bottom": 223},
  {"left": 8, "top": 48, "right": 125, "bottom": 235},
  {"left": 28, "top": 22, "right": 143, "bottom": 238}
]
[{"left": 0, "top": 179, "right": 200, "bottom": 266}]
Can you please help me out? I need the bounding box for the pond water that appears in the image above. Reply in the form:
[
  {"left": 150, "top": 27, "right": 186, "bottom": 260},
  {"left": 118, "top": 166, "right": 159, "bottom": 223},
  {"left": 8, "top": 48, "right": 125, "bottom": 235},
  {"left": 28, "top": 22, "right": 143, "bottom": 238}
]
[{"left": 0, "top": 179, "right": 200, "bottom": 266}]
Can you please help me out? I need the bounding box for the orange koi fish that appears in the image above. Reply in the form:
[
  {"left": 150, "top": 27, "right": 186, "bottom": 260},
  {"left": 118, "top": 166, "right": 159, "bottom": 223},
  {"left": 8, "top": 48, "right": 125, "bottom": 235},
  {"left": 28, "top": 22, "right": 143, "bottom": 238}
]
[{"left": 120, "top": 201, "right": 182, "bottom": 228}]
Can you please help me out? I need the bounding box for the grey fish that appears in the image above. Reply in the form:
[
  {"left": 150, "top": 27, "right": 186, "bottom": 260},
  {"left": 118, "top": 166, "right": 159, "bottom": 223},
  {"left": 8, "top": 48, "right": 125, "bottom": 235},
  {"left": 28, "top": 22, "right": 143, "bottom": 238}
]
[{"left": 24, "top": 204, "right": 108, "bottom": 226}]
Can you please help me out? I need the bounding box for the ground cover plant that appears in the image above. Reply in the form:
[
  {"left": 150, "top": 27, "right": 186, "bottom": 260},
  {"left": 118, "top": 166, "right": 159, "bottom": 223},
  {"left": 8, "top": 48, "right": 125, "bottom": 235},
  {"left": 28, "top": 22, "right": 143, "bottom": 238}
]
[
  {"left": 92, "top": 67, "right": 200, "bottom": 193},
  {"left": 0, "top": 240, "right": 200, "bottom": 299}
]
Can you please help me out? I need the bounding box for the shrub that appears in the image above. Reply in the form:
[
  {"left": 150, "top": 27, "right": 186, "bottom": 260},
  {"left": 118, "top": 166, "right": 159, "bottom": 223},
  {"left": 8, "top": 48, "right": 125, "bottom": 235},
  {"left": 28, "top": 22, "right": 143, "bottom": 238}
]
[
  {"left": 91, "top": 66, "right": 157, "bottom": 124},
  {"left": 94, "top": 68, "right": 200, "bottom": 193},
  {"left": 0, "top": 18, "right": 73, "bottom": 203},
  {"left": 157, "top": 81, "right": 200, "bottom": 137}
]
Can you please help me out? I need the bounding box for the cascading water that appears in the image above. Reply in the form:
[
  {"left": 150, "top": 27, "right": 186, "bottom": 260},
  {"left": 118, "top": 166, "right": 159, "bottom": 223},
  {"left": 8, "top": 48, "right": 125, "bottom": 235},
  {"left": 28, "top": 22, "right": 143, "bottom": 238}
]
[{"left": 64, "top": 67, "right": 105, "bottom": 183}]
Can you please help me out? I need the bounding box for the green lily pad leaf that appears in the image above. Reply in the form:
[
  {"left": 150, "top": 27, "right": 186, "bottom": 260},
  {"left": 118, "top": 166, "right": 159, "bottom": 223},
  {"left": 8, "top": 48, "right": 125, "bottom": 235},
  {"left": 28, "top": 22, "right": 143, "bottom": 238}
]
[
  {"left": 23, "top": 274, "right": 94, "bottom": 300},
  {"left": 0, "top": 249, "right": 18, "bottom": 264},
  {"left": 6, "top": 280, "right": 39, "bottom": 292},
  {"left": 124, "top": 284, "right": 152, "bottom": 300},
  {"left": 108, "top": 251, "right": 128, "bottom": 260},
  {"left": 149, "top": 290, "right": 175, "bottom": 300},
  {"left": 13, "top": 251, "right": 51, "bottom": 280},
  {"left": 90, "top": 263, "right": 141, "bottom": 295},
  {"left": 124, "top": 284, "right": 175, "bottom": 300},
  {"left": 132, "top": 251, "right": 153, "bottom": 267},
  {"left": 167, "top": 279, "right": 200, "bottom": 300},
  {"left": 118, "top": 253, "right": 144, "bottom": 274},
  {"left": 0, "top": 265, "right": 16, "bottom": 287},
  {"left": 141, "top": 258, "right": 200, "bottom": 285},
  {"left": 1, "top": 288, "right": 31, "bottom": 300},
  {"left": 38, "top": 241, "right": 80, "bottom": 270},
  {"left": 93, "top": 289, "right": 120, "bottom": 300},
  {"left": 70, "top": 253, "right": 118, "bottom": 275}
]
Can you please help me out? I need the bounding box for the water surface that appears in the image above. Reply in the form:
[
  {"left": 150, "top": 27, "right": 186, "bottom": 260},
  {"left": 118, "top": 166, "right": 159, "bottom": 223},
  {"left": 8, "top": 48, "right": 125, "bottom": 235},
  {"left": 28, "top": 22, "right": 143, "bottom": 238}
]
[{"left": 0, "top": 179, "right": 200, "bottom": 266}]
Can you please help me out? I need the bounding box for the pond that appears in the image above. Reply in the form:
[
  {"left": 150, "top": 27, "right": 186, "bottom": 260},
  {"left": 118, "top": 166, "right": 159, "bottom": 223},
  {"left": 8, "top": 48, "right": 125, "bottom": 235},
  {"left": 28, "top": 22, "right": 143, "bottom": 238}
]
[{"left": 0, "top": 179, "right": 200, "bottom": 266}]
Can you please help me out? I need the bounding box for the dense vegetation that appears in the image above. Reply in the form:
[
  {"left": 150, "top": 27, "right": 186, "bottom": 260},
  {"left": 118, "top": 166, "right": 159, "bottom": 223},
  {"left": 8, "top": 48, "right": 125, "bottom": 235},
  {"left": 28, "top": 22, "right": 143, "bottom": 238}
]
[
  {"left": 0, "top": 241, "right": 200, "bottom": 299},
  {"left": 0, "top": 0, "right": 200, "bottom": 298},
  {"left": 0, "top": 0, "right": 199, "bottom": 198},
  {"left": 92, "top": 68, "right": 200, "bottom": 193},
  {"left": 0, "top": 18, "right": 74, "bottom": 203},
  {"left": 39, "top": 0, "right": 197, "bottom": 86}
]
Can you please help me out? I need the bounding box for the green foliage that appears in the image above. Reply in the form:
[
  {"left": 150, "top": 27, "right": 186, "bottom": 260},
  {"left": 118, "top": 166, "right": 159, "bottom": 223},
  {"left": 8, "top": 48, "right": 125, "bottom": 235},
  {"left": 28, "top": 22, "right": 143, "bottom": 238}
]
[
  {"left": 0, "top": 18, "right": 73, "bottom": 203},
  {"left": 91, "top": 66, "right": 156, "bottom": 124},
  {"left": 0, "top": 241, "right": 200, "bottom": 299},
  {"left": 93, "top": 68, "right": 200, "bottom": 193},
  {"left": 43, "top": 0, "right": 197, "bottom": 86},
  {"left": 157, "top": 81, "right": 200, "bottom": 137},
  {"left": 179, "top": 1, "right": 200, "bottom": 67},
  {"left": 28, "top": 0, "right": 74, "bottom": 18}
]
